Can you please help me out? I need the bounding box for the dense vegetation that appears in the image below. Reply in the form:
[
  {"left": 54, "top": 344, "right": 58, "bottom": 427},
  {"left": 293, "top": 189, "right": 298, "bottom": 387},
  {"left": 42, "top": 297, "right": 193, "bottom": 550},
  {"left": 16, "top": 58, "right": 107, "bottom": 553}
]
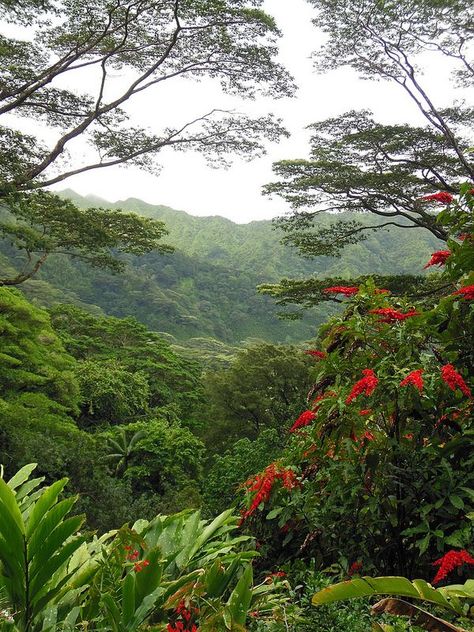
[
  {"left": 0, "top": 0, "right": 473, "bottom": 631},
  {"left": 1, "top": 189, "right": 441, "bottom": 344}
]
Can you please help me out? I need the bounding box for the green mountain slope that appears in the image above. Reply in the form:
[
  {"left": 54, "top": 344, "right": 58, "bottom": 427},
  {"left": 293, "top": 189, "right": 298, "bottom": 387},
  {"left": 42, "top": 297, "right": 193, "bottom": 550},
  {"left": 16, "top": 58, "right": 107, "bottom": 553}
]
[{"left": 0, "top": 190, "right": 441, "bottom": 344}]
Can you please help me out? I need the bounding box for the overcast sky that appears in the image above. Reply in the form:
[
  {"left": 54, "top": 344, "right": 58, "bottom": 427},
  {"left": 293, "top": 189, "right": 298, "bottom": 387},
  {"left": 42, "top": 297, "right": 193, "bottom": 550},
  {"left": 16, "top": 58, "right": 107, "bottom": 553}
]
[{"left": 43, "top": 0, "right": 465, "bottom": 223}]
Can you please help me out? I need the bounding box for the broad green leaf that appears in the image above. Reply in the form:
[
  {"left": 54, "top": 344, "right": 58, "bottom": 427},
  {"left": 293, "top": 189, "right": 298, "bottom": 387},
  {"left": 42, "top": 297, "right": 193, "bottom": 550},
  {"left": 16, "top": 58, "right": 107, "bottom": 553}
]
[
  {"left": 30, "top": 515, "right": 84, "bottom": 577},
  {"left": 29, "top": 536, "right": 87, "bottom": 601},
  {"left": 227, "top": 565, "right": 253, "bottom": 626},
  {"left": 26, "top": 479, "right": 68, "bottom": 538},
  {"left": 27, "top": 498, "right": 78, "bottom": 564},
  {"left": 0, "top": 477, "right": 25, "bottom": 535},
  {"left": 312, "top": 576, "right": 463, "bottom": 614},
  {"left": 7, "top": 464, "right": 37, "bottom": 491},
  {"left": 101, "top": 593, "right": 121, "bottom": 632},
  {"left": 122, "top": 572, "right": 136, "bottom": 626}
]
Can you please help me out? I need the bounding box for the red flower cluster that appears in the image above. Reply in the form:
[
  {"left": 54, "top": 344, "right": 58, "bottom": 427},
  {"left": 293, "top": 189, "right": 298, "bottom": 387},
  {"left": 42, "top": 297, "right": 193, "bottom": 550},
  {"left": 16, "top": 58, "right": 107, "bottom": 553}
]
[
  {"left": 167, "top": 602, "right": 199, "bottom": 632},
  {"left": 432, "top": 549, "right": 474, "bottom": 585},
  {"left": 421, "top": 192, "right": 454, "bottom": 204},
  {"left": 441, "top": 364, "right": 472, "bottom": 398},
  {"left": 346, "top": 369, "right": 378, "bottom": 405},
  {"left": 290, "top": 410, "right": 316, "bottom": 433},
  {"left": 369, "top": 308, "right": 420, "bottom": 323},
  {"left": 452, "top": 285, "right": 474, "bottom": 300},
  {"left": 134, "top": 559, "right": 149, "bottom": 572},
  {"left": 400, "top": 369, "right": 424, "bottom": 392},
  {"left": 305, "top": 350, "right": 327, "bottom": 359},
  {"left": 359, "top": 409, "right": 372, "bottom": 416},
  {"left": 240, "top": 463, "right": 298, "bottom": 523},
  {"left": 424, "top": 250, "right": 451, "bottom": 269},
  {"left": 348, "top": 561, "right": 363, "bottom": 576},
  {"left": 126, "top": 549, "right": 140, "bottom": 561},
  {"left": 323, "top": 286, "right": 359, "bottom": 296}
]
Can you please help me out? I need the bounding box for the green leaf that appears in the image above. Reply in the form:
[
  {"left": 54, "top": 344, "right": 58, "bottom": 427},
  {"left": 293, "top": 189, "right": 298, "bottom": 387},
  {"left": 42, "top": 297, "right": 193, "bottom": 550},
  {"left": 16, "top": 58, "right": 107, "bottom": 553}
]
[
  {"left": 27, "top": 497, "right": 78, "bottom": 564},
  {"left": 227, "top": 565, "right": 253, "bottom": 626},
  {"left": 7, "top": 464, "right": 37, "bottom": 491},
  {"left": 449, "top": 495, "right": 464, "bottom": 509},
  {"left": 26, "top": 479, "right": 68, "bottom": 538},
  {"left": 0, "top": 477, "right": 25, "bottom": 535},
  {"left": 312, "top": 576, "right": 463, "bottom": 614},
  {"left": 122, "top": 572, "right": 136, "bottom": 626}
]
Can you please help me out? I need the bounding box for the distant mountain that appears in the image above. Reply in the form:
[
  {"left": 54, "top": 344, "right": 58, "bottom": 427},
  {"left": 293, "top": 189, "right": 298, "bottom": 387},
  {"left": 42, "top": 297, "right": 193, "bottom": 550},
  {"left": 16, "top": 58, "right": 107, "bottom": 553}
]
[{"left": 1, "top": 190, "right": 441, "bottom": 344}]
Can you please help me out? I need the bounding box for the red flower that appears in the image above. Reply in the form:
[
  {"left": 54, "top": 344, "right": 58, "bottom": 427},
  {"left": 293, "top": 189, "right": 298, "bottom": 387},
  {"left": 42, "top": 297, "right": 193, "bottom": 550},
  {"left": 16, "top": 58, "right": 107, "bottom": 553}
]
[
  {"left": 369, "top": 308, "right": 420, "bottom": 323},
  {"left": 441, "top": 364, "right": 472, "bottom": 398},
  {"left": 424, "top": 250, "right": 451, "bottom": 269},
  {"left": 432, "top": 549, "right": 474, "bottom": 585},
  {"left": 458, "top": 233, "right": 473, "bottom": 241},
  {"left": 452, "top": 285, "right": 474, "bottom": 300},
  {"left": 240, "top": 463, "right": 298, "bottom": 523},
  {"left": 400, "top": 369, "right": 424, "bottom": 392},
  {"left": 305, "top": 350, "right": 327, "bottom": 359},
  {"left": 346, "top": 369, "right": 378, "bottom": 405},
  {"left": 323, "top": 286, "right": 359, "bottom": 296},
  {"left": 348, "top": 561, "right": 363, "bottom": 576},
  {"left": 421, "top": 192, "right": 454, "bottom": 204},
  {"left": 127, "top": 549, "right": 140, "bottom": 561},
  {"left": 290, "top": 410, "right": 316, "bottom": 433},
  {"left": 359, "top": 409, "right": 372, "bottom": 416},
  {"left": 403, "top": 433, "right": 414, "bottom": 440}
]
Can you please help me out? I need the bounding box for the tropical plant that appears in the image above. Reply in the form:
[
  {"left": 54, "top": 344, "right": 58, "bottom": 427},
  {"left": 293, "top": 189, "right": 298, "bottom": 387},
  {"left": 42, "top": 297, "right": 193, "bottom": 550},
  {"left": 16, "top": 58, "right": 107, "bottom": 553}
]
[
  {"left": 238, "top": 188, "right": 474, "bottom": 578},
  {"left": 312, "top": 575, "right": 474, "bottom": 632},
  {"left": 104, "top": 429, "right": 146, "bottom": 476},
  {"left": 0, "top": 463, "right": 289, "bottom": 631},
  {"left": 0, "top": 463, "right": 98, "bottom": 632}
]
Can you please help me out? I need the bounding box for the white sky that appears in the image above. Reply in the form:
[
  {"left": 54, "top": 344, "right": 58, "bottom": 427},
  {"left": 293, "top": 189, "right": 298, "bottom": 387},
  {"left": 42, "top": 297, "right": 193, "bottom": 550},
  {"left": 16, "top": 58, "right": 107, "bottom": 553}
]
[{"left": 28, "top": 0, "right": 471, "bottom": 222}]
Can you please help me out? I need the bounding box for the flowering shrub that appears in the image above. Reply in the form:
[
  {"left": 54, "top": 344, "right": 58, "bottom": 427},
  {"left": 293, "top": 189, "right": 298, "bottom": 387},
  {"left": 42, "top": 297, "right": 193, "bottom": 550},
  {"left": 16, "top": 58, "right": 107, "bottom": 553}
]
[{"left": 238, "top": 186, "right": 474, "bottom": 579}]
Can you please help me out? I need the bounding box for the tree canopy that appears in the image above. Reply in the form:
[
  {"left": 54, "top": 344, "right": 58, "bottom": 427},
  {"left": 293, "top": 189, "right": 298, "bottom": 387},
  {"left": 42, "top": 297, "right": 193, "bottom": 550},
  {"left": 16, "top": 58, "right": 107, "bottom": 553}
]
[
  {"left": 0, "top": 0, "right": 293, "bottom": 195},
  {"left": 261, "top": 0, "right": 473, "bottom": 312},
  {"left": 0, "top": 190, "right": 172, "bottom": 284}
]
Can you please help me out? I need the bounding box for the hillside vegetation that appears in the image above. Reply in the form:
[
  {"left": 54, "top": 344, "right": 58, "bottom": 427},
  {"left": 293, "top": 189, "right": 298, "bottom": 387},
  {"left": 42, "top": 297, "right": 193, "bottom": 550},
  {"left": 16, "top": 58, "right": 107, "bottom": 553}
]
[{"left": 1, "top": 190, "right": 440, "bottom": 344}]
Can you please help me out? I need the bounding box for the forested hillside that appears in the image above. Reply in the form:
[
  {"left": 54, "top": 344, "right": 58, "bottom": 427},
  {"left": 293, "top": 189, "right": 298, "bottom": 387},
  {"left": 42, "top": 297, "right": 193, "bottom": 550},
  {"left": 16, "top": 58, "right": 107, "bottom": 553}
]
[
  {"left": 0, "top": 189, "right": 440, "bottom": 344},
  {"left": 0, "top": 0, "right": 473, "bottom": 630}
]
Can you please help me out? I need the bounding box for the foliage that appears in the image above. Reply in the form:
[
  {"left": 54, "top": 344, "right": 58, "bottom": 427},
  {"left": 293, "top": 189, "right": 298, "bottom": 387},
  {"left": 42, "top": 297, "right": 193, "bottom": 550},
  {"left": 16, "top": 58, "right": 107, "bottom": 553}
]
[
  {"left": 238, "top": 190, "right": 474, "bottom": 581},
  {"left": 103, "top": 419, "right": 205, "bottom": 511},
  {"left": 0, "top": 191, "right": 172, "bottom": 285},
  {"left": 265, "top": 112, "right": 469, "bottom": 249},
  {"left": 312, "top": 575, "right": 474, "bottom": 631},
  {"left": 203, "top": 429, "right": 283, "bottom": 517},
  {"left": 262, "top": 0, "right": 473, "bottom": 313},
  {"left": 0, "top": 190, "right": 444, "bottom": 343},
  {"left": 77, "top": 360, "right": 150, "bottom": 426},
  {"left": 50, "top": 304, "right": 204, "bottom": 424},
  {"left": 0, "top": 464, "right": 287, "bottom": 632},
  {"left": 0, "top": 0, "right": 293, "bottom": 196},
  {"left": 203, "top": 343, "right": 316, "bottom": 447}
]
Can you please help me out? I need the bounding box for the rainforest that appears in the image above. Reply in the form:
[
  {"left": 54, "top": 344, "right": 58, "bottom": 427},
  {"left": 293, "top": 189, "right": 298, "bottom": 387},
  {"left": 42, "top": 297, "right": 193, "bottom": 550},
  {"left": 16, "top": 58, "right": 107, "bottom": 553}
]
[{"left": 0, "top": 1, "right": 473, "bottom": 631}]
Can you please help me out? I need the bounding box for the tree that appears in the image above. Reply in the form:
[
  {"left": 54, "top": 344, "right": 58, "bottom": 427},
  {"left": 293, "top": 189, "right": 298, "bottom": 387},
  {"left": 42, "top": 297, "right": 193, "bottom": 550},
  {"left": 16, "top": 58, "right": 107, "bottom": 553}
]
[
  {"left": 265, "top": 111, "right": 471, "bottom": 253},
  {"left": 262, "top": 0, "right": 473, "bottom": 303},
  {"left": 50, "top": 304, "right": 204, "bottom": 422},
  {"left": 203, "top": 343, "right": 316, "bottom": 448},
  {"left": 0, "top": 190, "right": 172, "bottom": 285},
  {"left": 0, "top": 0, "right": 293, "bottom": 196},
  {"left": 104, "top": 428, "right": 146, "bottom": 475},
  {"left": 238, "top": 194, "right": 474, "bottom": 578}
]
